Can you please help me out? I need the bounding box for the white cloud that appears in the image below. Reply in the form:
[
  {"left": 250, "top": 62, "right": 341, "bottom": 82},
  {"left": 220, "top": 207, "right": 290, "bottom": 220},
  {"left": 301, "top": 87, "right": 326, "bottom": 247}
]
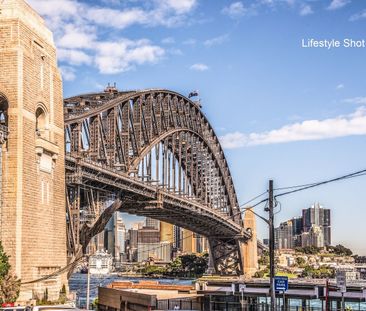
[
  {"left": 350, "top": 10, "right": 366, "bottom": 21},
  {"left": 30, "top": 0, "right": 197, "bottom": 30},
  {"left": 336, "top": 83, "right": 345, "bottom": 90},
  {"left": 220, "top": 0, "right": 317, "bottom": 18},
  {"left": 86, "top": 7, "right": 148, "bottom": 29},
  {"left": 190, "top": 63, "right": 209, "bottom": 71},
  {"left": 27, "top": 0, "right": 83, "bottom": 35},
  {"left": 183, "top": 38, "right": 197, "bottom": 45},
  {"left": 28, "top": 0, "right": 80, "bottom": 19},
  {"left": 57, "top": 48, "right": 92, "bottom": 65},
  {"left": 57, "top": 24, "right": 96, "bottom": 49},
  {"left": 299, "top": 4, "right": 313, "bottom": 16},
  {"left": 204, "top": 34, "right": 229, "bottom": 47},
  {"left": 327, "top": 0, "right": 350, "bottom": 10},
  {"left": 94, "top": 39, "right": 165, "bottom": 74},
  {"left": 159, "top": 0, "right": 197, "bottom": 14},
  {"left": 59, "top": 66, "right": 76, "bottom": 81},
  {"left": 343, "top": 97, "right": 366, "bottom": 105},
  {"left": 162, "top": 37, "right": 175, "bottom": 44},
  {"left": 167, "top": 48, "right": 183, "bottom": 55},
  {"left": 222, "top": 2, "right": 247, "bottom": 18},
  {"left": 220, "top": 107, "right": 366, "bottom": 149},
  {"left": 29, "top": 0, "right": 193, "bottom": 74}
]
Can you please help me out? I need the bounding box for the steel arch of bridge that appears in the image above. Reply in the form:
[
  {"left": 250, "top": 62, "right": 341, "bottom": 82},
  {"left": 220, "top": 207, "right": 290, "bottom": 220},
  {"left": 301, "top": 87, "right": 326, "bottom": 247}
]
[{"left": 64, "top": 89, "right": 250, "bottom": 275}]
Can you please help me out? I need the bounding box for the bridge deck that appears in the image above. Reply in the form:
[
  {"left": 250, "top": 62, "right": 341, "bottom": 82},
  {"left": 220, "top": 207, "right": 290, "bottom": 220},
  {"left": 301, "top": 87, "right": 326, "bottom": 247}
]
[{"left": 66, "top": 156, "right": 248, "bottom": 239}]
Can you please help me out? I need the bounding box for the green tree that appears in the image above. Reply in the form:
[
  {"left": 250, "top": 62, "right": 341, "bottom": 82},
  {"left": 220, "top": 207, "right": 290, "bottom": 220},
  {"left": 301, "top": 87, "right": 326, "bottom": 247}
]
[
  {"left": 59, "top": 284, "right": 67, "bottom": 304},
  {"left": 258, "top": 251, "right": 269, "bottom": 266},
  {"left": 254, "top": 270, "right": 265, "bottom": 278},
  {"left": 333, "top": 244, "right": 353, "bottom": 256},
  {"left": 165, "top": 256, "right": 183, "bottom": 276},
  {"left": 165, "top": 253, "right": 209, "bottom": 277},
  {"left": 92, "top": 298, "right": 99, "bottom": 311},
  {"left": 42, "top": 288, "right": 49, "bottom": 304},
  {"left": 0, "top": 274, "right": 21, "bottom": 304},
  {"left": 253, "top": 267, "right": 269, "bottom": 278},
  {"left": 138, "top": 265, "right": 166, "bottom": 276},
  {"left": 296, "top": 257, "right": 306, "bottom": 267},
  {"left": 301, "top": 265, "right": 335, "bottom": 278},
  {"left": 180, "top": 253, "right": 208, "bottom": 277},
  {"left": 295, "top": 246, "right": 320, "bottom": 254},
  {"left": 0, "top": 242, "right": 20, "bottom": 304},
  {"left": 0, "top": 243, "right": 10, "bottom": 279}
]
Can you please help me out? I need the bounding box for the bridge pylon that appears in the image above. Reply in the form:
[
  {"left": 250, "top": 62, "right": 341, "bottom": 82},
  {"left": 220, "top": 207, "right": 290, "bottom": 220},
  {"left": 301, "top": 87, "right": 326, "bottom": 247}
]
[{"left": 0, "top": 0, "right": 67, "bottom": 301}]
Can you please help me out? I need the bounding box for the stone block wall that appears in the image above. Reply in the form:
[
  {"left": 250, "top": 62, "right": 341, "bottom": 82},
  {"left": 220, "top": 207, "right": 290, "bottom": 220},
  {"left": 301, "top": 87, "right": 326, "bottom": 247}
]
[{"left": 0, "top": 0, "right": 67, "bottom": 302}]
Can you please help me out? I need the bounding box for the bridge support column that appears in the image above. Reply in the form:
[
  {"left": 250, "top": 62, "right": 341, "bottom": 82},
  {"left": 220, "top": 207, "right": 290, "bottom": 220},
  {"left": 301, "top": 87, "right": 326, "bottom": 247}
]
[
  {"left": 160, "top": 222, "right": 174, "bottom": 243},
  {"left": 182, "top": 229, "right": 197, "bottom": 253},
  {"left": 208, "top": 238, "right": 243, "bottom": 275},
  {"left": 241, "top": 208, "right": 258, "bottom": 278}
]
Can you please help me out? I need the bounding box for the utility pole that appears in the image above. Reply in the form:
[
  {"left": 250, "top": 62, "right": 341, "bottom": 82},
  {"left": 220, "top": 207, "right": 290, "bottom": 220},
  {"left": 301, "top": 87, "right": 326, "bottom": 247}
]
[{"left": 268, "top": 179, "right": 276, "bottom": 311}]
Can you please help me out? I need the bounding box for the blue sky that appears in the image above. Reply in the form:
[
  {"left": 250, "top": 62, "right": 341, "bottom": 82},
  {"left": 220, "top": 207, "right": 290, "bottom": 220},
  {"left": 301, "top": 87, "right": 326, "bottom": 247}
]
[{"left": 29, "top": 0, "right": 366, "bottom": 254}]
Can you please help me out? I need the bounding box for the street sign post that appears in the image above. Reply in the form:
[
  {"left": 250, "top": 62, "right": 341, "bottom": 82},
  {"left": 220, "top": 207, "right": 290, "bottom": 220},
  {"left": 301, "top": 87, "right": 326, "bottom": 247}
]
[
  {"left": 275, "top": 276, "right": 288, "bottom": 310},
  {"left": 274, "top": 276, "right": 289, "bottom": 292},
  {"left": 239, "top": 284, "right": 246, "bottom": 310},
  {"left": 336, "top": 270, "right": 347, "bottom": 311},
  {"left": 337, "top": 270, "right": 347, "bottom": 293}
]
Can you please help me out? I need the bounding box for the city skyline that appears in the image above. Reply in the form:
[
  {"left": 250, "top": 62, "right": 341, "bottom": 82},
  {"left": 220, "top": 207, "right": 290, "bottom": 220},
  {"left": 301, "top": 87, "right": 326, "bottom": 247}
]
[
  {"left": 275, "top": 202, "right": 331, "bottom": 250},
  {"left": 28, "top": 0, "right": 366, "bottom": 255}
]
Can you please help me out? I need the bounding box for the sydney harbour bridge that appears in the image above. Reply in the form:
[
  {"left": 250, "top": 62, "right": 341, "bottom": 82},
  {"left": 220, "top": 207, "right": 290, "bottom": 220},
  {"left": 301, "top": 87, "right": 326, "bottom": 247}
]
[
  {"left": 0, "top": 1, "right": 256, "bottom": 301},
  {"left": 63, "top": 87, "right": 252, "bottom": 275}
]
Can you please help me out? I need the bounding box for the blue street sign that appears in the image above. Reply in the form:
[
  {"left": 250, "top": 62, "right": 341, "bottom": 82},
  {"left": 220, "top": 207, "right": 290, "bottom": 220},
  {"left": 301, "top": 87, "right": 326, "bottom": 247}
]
[{"left": 274, "top": 276, "right": 289, "bottom": 292}]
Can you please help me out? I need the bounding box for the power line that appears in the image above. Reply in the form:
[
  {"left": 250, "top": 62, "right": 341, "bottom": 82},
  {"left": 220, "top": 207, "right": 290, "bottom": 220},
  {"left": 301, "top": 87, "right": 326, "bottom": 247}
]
[
  {"left": 273, "top": 182, "right": 318, "bottom": 191},
  {"left": 239, "top": 191, "right": 268, "bottom": 208},
  {"left": 274, "top": 168, "right": 366, "bottom": 198}
]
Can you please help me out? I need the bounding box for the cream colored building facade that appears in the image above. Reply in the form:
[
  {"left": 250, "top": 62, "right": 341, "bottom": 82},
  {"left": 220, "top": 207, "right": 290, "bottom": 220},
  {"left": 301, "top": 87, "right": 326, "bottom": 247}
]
[{"left": 0, "top": 0, "right": 67, "bottom": 301}]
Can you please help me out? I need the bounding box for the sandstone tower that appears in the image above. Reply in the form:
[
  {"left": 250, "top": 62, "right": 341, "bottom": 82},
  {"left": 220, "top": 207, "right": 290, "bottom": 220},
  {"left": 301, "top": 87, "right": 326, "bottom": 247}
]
[
  {"left": 242, "top": 208, "right": 258, "bottom": 277},
  {"left": 0, "top": 0, "right": 67, "bottom": 301}
]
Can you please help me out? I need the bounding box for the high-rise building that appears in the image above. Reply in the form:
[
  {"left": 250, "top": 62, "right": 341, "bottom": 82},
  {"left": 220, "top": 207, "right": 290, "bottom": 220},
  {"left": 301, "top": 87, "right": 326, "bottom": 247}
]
[
  {"left": 127, "top": 228, "right": 138, "bottom": 262},
  {"left": 302, "top": 203, "right": 331, "bottom": 246},
  {"left": 291, "top": 217, "right": 303, "bottom": 235},
  {"left": 102, "top": 212, "right": 127, "bottom": 260},
  {"left": 173, "top": 226, "right": 182, "bottom": 249},
  {"left": 104, "top": 215, "right": 116, "bottom": 257},
  {"left": 301, "top": 225, "right": 324, "bottom": 248},
  {"left": 137, "top": 242, "right": 172, "bottom": 262},
  {"left": 132, "top": 221, "right": 144, "bottom": 230},
  {"left": 138, "top": 227, "right": 160, "bottom": 244},
  {"left": 195, "top": 235, "right": 208, "bottom": 253},
  {"left": 275, "top": 203, "right": 331, "bottom": 250},
  {"left": 291, "top": 217, "right": 303, "bottom": 247},
  {"left": 275, "top": 220, "right": 293, "bottom": 249},
  {"left": 145, "top": 217, "right": 160, "bottom": 230},
  {"left": 115, "top": 213, "right": 126, "bottom": 260}
]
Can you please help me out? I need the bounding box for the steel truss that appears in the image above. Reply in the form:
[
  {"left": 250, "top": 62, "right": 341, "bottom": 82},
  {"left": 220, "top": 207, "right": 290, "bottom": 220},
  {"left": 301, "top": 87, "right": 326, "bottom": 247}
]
[{"left": 64, "top": 89, "right": 250, "bottom": 275}]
